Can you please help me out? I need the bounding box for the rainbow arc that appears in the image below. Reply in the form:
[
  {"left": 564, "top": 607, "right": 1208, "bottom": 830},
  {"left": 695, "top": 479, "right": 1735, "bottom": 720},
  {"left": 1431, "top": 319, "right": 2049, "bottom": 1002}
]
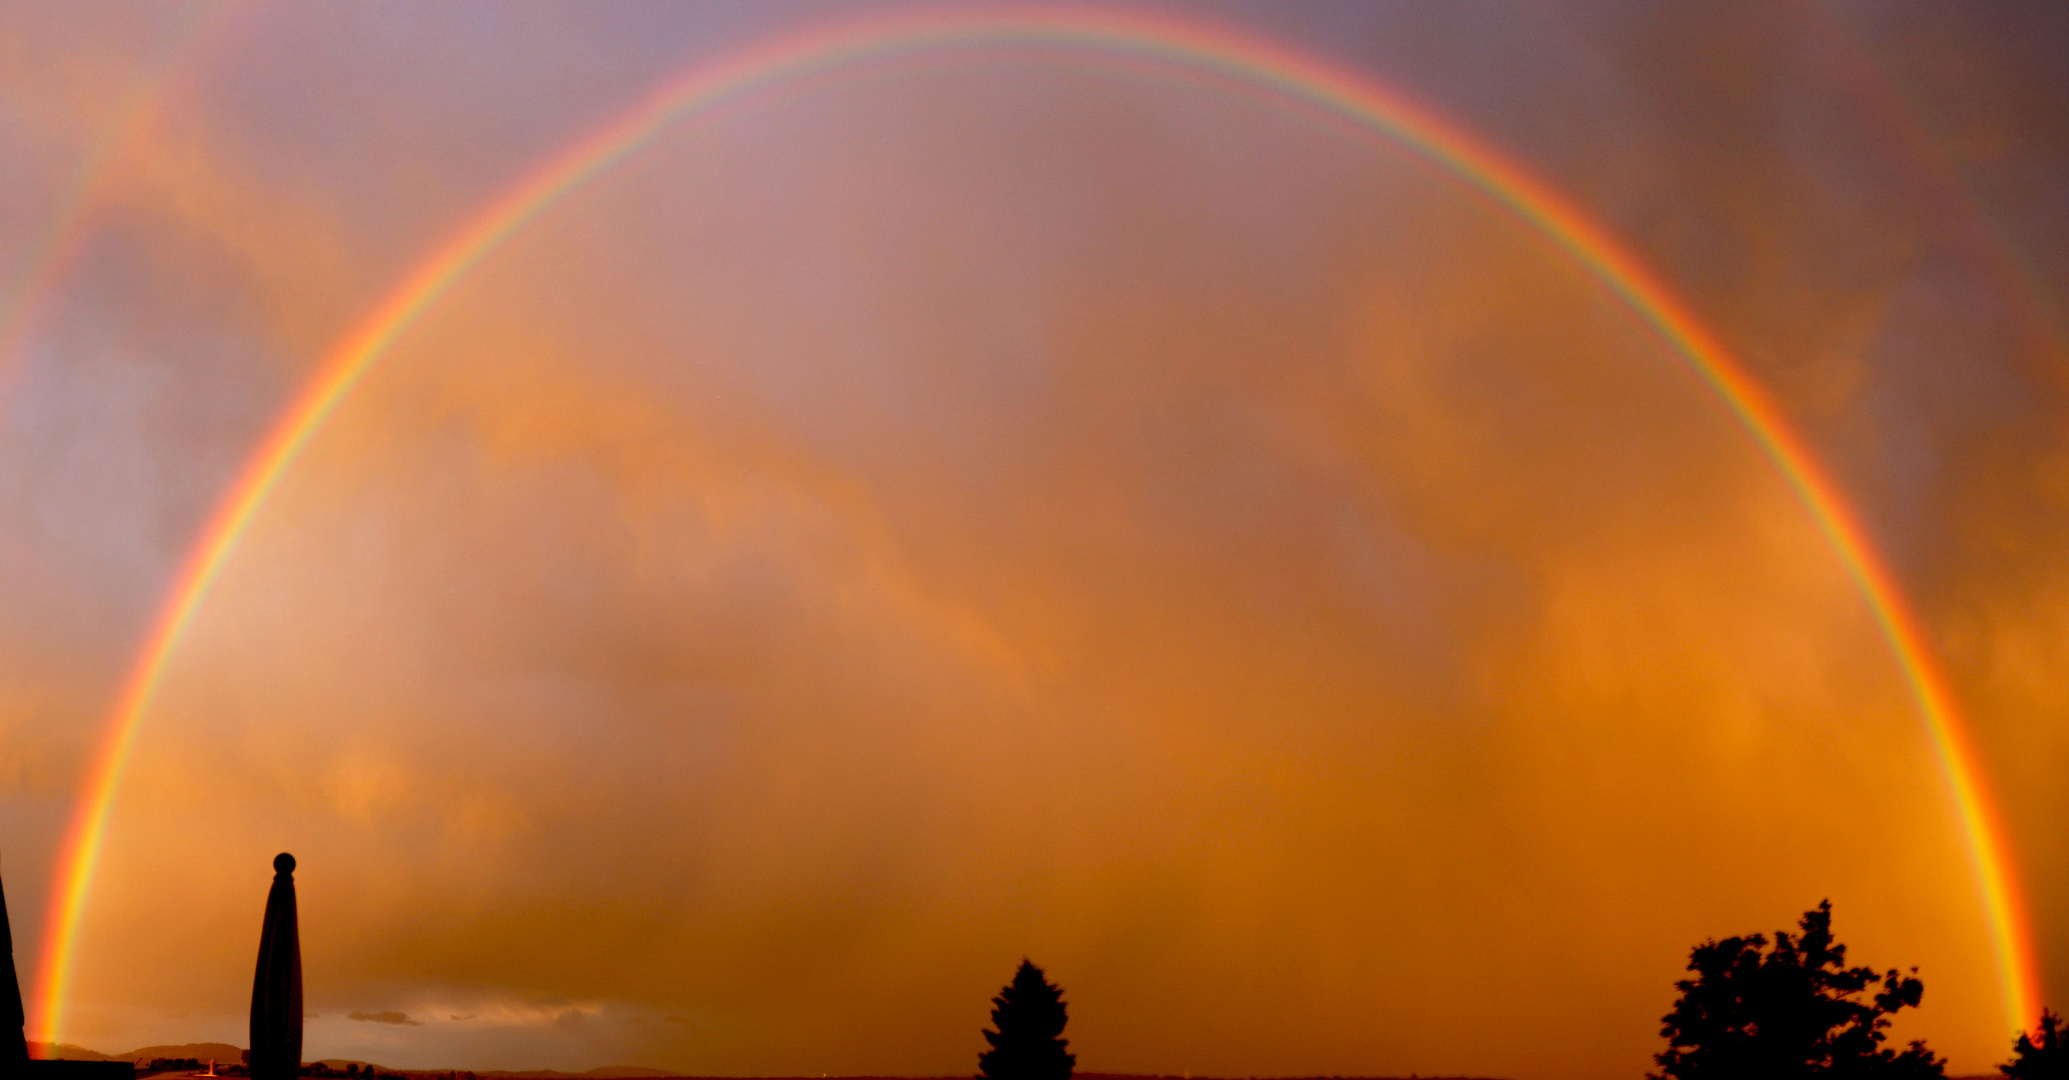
[{"left": 29, "top": 6, "right": 2038, "bottom": 1042}]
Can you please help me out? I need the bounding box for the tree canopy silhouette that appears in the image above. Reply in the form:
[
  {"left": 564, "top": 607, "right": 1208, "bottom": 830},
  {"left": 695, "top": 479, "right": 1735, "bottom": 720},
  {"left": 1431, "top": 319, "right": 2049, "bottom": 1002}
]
[
  {"left": 2002, "top": 1009, "right": 2066, "bottom": 1079},
  {"left": 978, "top": 959, "right": 1075, "bottom": 1080},
  {"left": 1652, "top": 901, "right": 1944, "bottom": 1079}
]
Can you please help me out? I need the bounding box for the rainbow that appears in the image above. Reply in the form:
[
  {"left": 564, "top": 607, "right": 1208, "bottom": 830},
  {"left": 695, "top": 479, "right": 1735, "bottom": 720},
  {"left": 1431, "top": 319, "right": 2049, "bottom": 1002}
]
[
  {"left": 1806, "top": 5, "right": 2069, "bottom": 374},
  {"left": 29, "top": 5, "right": 2039, "bottom": 1042},
  {"left": 0, "top": 1, "right": 246, "bottom": 398}
]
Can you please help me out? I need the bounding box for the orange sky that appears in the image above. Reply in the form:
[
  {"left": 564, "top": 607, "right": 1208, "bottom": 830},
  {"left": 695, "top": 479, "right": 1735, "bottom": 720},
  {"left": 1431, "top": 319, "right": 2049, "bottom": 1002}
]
[{"left": 1, "top": 3, "right": 2067, "bottom": 1079}]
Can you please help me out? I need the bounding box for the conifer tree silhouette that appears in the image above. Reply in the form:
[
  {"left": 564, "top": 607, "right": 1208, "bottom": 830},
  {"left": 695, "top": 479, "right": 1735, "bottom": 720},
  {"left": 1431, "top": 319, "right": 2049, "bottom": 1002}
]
[
  {"left": 978, "top": 960, "right": 1075, "bottom": 1080},
  {"left": 2002, "top": 1009, "right": 2067, "bottom": 1079},
  {"left": 1652, "top": 901, "right": 1944, "bottom": 1079}
]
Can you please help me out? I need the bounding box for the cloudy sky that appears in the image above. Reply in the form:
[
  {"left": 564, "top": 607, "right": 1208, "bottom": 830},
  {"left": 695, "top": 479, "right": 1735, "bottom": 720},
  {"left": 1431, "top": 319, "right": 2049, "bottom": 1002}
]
[{"left": 2, "top": 3, "right": 2067, "bottom": 1078}]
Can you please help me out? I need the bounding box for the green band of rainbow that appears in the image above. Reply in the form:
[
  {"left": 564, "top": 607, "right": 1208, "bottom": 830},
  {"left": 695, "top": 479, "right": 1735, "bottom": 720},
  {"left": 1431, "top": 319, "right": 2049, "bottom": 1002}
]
[{"left": 30, "top": 6, "right": 2037, "bottom": 1042}]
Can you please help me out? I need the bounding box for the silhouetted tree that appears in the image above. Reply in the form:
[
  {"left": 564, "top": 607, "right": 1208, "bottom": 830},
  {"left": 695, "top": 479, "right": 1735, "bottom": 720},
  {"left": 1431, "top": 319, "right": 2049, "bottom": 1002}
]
[
  {"left": 1652, "top": 901, "right": 1945, "bottom": 1079},
  {"left": 978, "top": 960, "right": 1074, "bottom": 1080},
  {"left": 2003, "top": 1010, "right": 2067, "bottom": 1079}
]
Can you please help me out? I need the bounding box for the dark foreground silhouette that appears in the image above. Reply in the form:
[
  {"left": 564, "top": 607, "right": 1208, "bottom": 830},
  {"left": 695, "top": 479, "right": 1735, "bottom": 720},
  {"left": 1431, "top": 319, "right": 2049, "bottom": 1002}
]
[
  {"left": 249, "top": 854, "right": 303, "bottom": 1080},
  {"left": 1651, "top": 901, "right": 2068, "bottom": 1080},
  {"left": 1652, "top": 901, "right": 1943, "bottom": 1079},
  {"left": 1, "top": 857, "right": 131, "bottom": 1080},
  {"left": 9, "top": 857, "right": 2063, "bottom": 1080},
  {"left": 980, "top": 961, "right": 1075, "bottom": 1080},
  {"left": 2000, "top": 1010, "right": 2067, "bottom": 1078}
]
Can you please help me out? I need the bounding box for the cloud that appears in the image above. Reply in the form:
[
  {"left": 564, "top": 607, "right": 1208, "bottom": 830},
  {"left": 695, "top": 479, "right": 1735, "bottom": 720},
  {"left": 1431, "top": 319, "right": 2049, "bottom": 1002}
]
[
  {"left": 348, "top": 1013, "right": 422, "bottom": 1028},
  {"left": 5, "top": 5, "right": 2067, "bottom": 1080}
]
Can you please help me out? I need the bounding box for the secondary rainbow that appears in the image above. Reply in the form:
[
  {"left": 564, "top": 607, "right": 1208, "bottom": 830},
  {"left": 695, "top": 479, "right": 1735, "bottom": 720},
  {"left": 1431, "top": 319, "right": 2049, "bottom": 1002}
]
[
  {"left": 1808, "top": 6, "right": 2069, "bottom": 374},
  {"left": 31, "top": 5, "right": 2039, "bottom": 1042},
  {"left": 0, "top": 1, "right": 247, "bottom": 398}
]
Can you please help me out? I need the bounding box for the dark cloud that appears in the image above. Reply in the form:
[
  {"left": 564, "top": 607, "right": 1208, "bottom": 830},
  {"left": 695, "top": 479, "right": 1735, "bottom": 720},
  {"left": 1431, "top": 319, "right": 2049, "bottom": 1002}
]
[{"left": 350, "top": 1013, "right": 422, "bottom": 1028}]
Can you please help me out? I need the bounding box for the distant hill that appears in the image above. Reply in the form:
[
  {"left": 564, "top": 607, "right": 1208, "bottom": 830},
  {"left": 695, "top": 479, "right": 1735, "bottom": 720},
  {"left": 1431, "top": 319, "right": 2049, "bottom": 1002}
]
[
  {"left": 34, "top": 1043, "right": 247, "bottom": 1066},
  {"left": 29, "top": 1055, "right": 1514, "bottom": 1080},
  {"left": 125, "top": 1045, "right": 248, "bottom": 1066},
  {"left": 473, "top": 1059, "right": 678, "bottom": 1067},
  {"left": 1075, "top": 1067, "right": 1497, "bottom": 1075},
  {"left": 304, "top": 1059, "right": 686, "bottom": 1067},
  {"left": 30, "top": 1044, "right": 116, "bottom": 1062}
]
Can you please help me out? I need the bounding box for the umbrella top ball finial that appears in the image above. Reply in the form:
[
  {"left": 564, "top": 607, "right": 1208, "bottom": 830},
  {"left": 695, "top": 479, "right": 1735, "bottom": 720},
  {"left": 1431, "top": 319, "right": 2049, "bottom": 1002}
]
[{"left": 274, "top": 852, "right": 295, "bottom": 876}]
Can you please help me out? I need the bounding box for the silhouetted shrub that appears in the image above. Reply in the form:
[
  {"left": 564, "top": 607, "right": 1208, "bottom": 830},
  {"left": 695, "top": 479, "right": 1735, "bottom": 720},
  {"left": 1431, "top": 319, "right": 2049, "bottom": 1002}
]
[
  {"left": 1652, "top": 901, "right": 1944, "bottom": 1079},
  {"left": 2003, "top": 1009, "right": 2067, "bottom": 1078},
  {"left": 979, "top": 959, "right": 1075, "bottom": 1080}
]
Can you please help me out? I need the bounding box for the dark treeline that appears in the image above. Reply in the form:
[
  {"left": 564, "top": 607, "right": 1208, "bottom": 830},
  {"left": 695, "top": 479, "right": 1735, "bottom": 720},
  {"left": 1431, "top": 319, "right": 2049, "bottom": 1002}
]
[
  {"left": 993, "top": 905, "right": 2066, "bottom": 1080},
  {"left": 1646, "top": 900, "right": 2065, "bottom": 1079}
]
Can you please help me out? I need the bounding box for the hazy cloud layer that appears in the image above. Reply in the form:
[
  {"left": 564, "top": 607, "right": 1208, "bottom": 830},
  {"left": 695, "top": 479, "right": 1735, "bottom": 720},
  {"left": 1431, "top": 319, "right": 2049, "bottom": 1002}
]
[{"left": 3, "top": 4, "right": 2067, "bottom": 1080}]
